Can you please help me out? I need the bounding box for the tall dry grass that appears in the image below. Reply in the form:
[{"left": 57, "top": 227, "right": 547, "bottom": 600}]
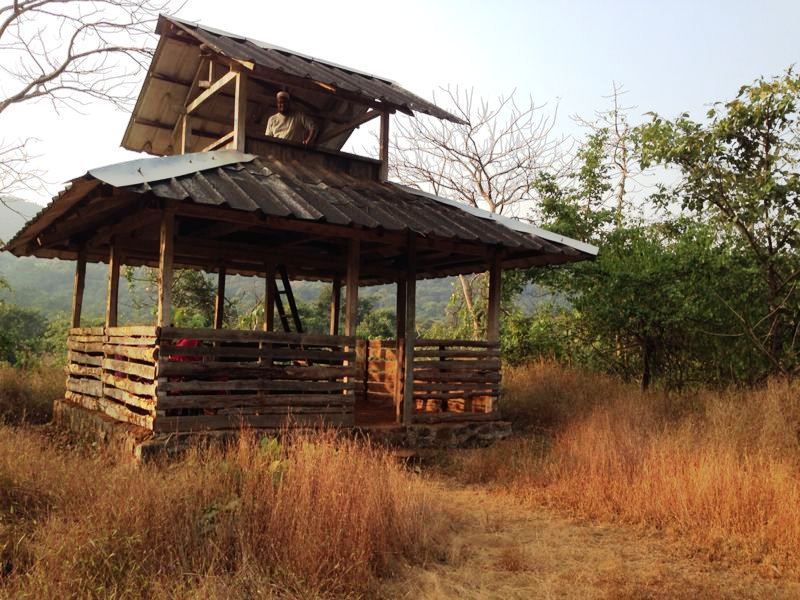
[
  {"left": 448, "top": 360, "right": 800, "bottom": 572},
  {"left": 0, "top": 363, "right": 63, "bottom": 425},
  {"left": 0, "top": 428, "right": 443, "bottom": 598}
]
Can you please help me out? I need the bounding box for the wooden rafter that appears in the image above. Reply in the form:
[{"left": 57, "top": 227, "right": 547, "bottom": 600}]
[{"left": 186, "top": 70, "right": 237, "bottom": 115}]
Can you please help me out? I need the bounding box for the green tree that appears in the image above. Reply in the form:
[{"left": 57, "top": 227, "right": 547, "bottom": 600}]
[{"left": 638, "top": 71, "right": 800, "bottom": 377}]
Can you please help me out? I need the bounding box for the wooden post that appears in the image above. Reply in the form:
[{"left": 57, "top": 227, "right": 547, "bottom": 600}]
[
  {"left": 264, "top": 264, "right": 275, "bottom": 332},
  {"left": 71, "top": 248, "right": 87, "bottom": 329},
  {"left": 345, "top": 240, "right": 360, "bottom": 336},
  {"left": 105, "top": 242, "right": 120, "bottom": 328},
  {"left": 379, "top": 112, "right": 390, "bottom": 181},
  {"left": 180, "top": 113, "right": 190, "bottom": 154},
  {"left": 487, "top": 250, "right": 502, "bottom": 343},
  {"left": 214, "top": 267, "right": 226, "bottom": 329},
  {"left": 402, "top": 234, "right": 417, "bottom": 425},
  {"left": 329, "top": 276, "right": 341, "bottom": 336},
  {"left": 157, "top": 207, "right": 175, "bottom": 328},
  {"left": 394, "top": 277, "right": 406, "bottom": 423},
  {"left": 232, "top": 68, "right": 248, "bottom": 152}
]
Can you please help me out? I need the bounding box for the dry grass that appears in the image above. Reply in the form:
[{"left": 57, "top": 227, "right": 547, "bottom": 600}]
[
  {"left": 0, "top": 363, "right": 63, "bottom": 425},
  {"left": 0, "top": 427, "right": 444, "bottom": 599},
  {"left": 445, "top": 360, "right": 800, "bottom": 574}
]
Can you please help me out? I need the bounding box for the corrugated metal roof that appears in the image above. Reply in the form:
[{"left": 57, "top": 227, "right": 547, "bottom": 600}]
[
  {"left": 162, "top": 16, "right": 463, "bottom": 124},
  {"left": 4, "top": 150, "right": 596, "bottom": 267}
]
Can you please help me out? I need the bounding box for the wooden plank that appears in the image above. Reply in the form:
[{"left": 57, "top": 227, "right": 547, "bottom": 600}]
[
  {"left": 413, "top": 372, "right": 502, "bottom": 383},
  {"left": 67, "top": 340, "right": 104, "bottom": 353},
  {"left": 232, "top": 69, "right": 247, "bottom": 151},
  {"left": 413, "top": 359, "right": 501, "bottom": 370},
  {"left": 414, "top": 338, "right": 498, "bottom": 348},
  {"left": 105, "top": 242, "right": 120, "bottom": 328},
  {"left": 66, "top": 363, "right": 101, "bottom": 378},
  {"left": 201, "top": 131, "right": 234, "bottom": 152},
  {"left": 94, "top": 395, "right": 154, "bottom": 429},
  {"left": 104, "top": 344, "right": 158, "bottom": 363},
  {"left": 102, "top": 372, "right": 156, "bottom": 397},
  {"left": 158, "top": 345, "right": 353, "bottom": 362},
  {"left": 402, "top": 234, "right": 416, "bottom": 425},
  {"left": 103, "top": 357, "right": 157, "bottom": 381},
  {"left": 160, "top": 327, "right": 355, "bottom": 347},
  {"left": 68, "top": 351, "right": 103, "bottom": 367},
  {"left": 154, "top": 411, "right": 352, "bottom": 433},
  {"left": 103, "top": 385, "right": 157, "bottom": 412},
  {"left": 157, "top": 361, "right": 356, "bottom": 379},
  {"left": 185, "top": 70, "right": 237, "bottom": 114},
  {"left": 157, "top": 207, "right": 175, "bottom": 328},
  {"left": 180, "top": 113, "right": 190, "bottom": 153},
  {"left": 329, "top": 276, "right": 341, "bottom": 336},
  {"left": 394, "top": 276, "right": 406, "bottom": 423},
  {"left": 65, "top": 390, "right": 98, "bottom": 411},
  {"left": 487, "top": 250, "right": 502, "bottom": 343},
  {"left": 415, "top": 349, "right": 501, "bottom": 358},
  {"left": 345, "top": 238, "right": 360, "bottom": 336},
  {"left": 157, "top": 393, "right": 355, "bottom": 411},
  {"left": 106, "top": 326, "right": 159, "bottom": 337},
  {"left": 66, "top": 378, "right": 102, "bottom": 397},
  {"left": 69, "top": 327, "right": 105, "bottom": 336},
  {"left": 105, "top": 336, "right": 159, "bottom": 347},
  {"left": 264, "top": 263, "right": 275, "bottom": 332},
  {"left": 379, "top": 112, "right": 390, "bottom": 181},
  {"left": 71, "top": 248, "right": 86, "bottom": 328},
  {"left": 412, "top": 382, "right": 500, "bottom": 392},
  {"left": 214, "top": 267, "right": 226, "bottom": 329},
  {"left": 159, "top": 379, "right": 355, "bottom": 393}
]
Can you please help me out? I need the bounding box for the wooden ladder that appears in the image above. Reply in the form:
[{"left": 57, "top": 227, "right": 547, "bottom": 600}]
[{"left": 272, "top": 265, "right": 303, "bottom": 334}]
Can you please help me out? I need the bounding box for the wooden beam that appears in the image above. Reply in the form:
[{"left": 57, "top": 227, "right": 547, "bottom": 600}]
[
  {"left": 317, "top": 110, "right": 381, "bottom": 144},
  {"left": 264, "top": 263, "right": 275, "bottom": 332},
  {"left": 345, "top": 239, "right": 360, "bottom": 336},
  {"left": 157, "top": 207, "right": 176, "bottom": 328},
  {"left": 105, "top": 241, "right": 121, "bottom": 328},
  {"left": 214, "top": 267, "right": 226, "bottom": 329},
  {"left": 394, "top": 276, "right": 406, "bottom": 423},
  {"left": 487, "top": 250, "right": 502, "bottom": 343},
  {"left": 379, "top": 112, "right": 390, "bottom": 181},
  {"left": 180, "top": 114, "right": 190, "bottom": 154},
  {"left": 71, "top": 247, "right": 87, "bottom": 328},
  {"left": 402, "top": 234, "right": 417, "bottom": 425},
  {"left": 201, "top": 131, "right": 234, "bottom": 152},
  {"left": 185, "top": 70, "right": 237, "bottom": 115},
  {"left": 232, "top": 69, "right": 248, "bottom": 152},
  {"left": 329, "top": 276, "right": 341, "bottom": 336}
]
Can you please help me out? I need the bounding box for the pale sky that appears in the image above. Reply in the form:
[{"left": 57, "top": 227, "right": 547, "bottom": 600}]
[{"left": 2, "top": 0, "right": 799, "bottom": 207}]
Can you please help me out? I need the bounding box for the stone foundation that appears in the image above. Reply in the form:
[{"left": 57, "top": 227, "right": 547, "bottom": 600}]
[{"left": 52, "top": 398, "right": 512, "bottom": 461}]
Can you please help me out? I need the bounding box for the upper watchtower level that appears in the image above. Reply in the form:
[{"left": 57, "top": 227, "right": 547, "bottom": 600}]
[{"left": 122, "top": 16, "right": 463, "bottom": 180}]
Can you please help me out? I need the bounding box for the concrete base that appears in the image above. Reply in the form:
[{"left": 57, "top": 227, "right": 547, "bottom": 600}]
[{"left": 52, "top": 398, "right": 512, "bottom": 462}]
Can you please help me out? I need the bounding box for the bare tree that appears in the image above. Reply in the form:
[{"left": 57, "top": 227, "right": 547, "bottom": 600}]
[
  {"left": 391, "top": 87, "right": 568, "bottom": 335},
  {"left": 0, "top": 0, "right": 174, "bottom": 206},
  {"left": 573, "top": 82, "right": 641, "bottom": 228}
]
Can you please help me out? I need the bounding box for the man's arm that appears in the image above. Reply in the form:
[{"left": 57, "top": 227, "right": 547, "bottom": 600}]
[{"left": 301, "top": 113, "right": 317, "bottom": 146}]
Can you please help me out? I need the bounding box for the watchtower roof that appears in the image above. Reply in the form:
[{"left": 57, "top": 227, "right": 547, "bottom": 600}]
[{"left": 123, "top": 15, "right": 464, "bottom": 156}]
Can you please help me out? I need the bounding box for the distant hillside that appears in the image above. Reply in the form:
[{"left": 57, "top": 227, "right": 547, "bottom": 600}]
[{"left": 0, "top": 197, "right": 42, "bottom": 244}]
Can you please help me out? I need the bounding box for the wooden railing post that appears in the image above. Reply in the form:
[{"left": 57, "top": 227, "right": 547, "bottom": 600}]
[
  {"left": 329, "top": 276, "right": 341, "bottom": 336},
  {"left": 264, "top": 264, "right": 275, "bottom": 332},
  {"left": 105, "top": 241, "right": 120, "bottom": 328},
  {"left": 402, "top": 234, "right": 417, "bottom": 425},
  {"left": 71, "top": 247, "right": 87, "bottom": 328},
  {"left": 157, "top": 207, "right": 175, "bottom": 328},
  {"left": 394, "top": 277, "right": 406, "bottom": 423},
  {"left": 487, "top": 250, "right": 502, "bottom": 343},
  {"left": 379, "top": 112, "right": 390, "bottom": 181},
  {"left": 345, "top": 240, "right": 360, "bottom": 337},
  {"left": 214, "top": 267, "right": 226, "bottom": 329}
]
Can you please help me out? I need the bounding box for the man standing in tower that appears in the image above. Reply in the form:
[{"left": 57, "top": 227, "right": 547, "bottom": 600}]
[{"left": 265, "top": 91, "right": 317, "bottom": 146}]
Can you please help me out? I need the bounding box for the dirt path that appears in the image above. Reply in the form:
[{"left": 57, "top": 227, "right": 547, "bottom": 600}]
[{"left": 383, "top": 483, "right": 800, "bottom": 600}]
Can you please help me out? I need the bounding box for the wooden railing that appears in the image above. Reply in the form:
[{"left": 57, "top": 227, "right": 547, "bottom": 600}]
[
  {"left": 364, "top": 339, "right": 399, "bottom": 407},
  {"left": 155, "top": 327, "right": 357, "bottom": 432},
  {"left": 412, "top": 339, "right": 501, "bottom": 422},
  {"left": 66, "top": 326, "right": 158, "bottom": 429}
]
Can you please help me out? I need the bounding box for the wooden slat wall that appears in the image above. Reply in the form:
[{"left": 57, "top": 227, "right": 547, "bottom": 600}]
[
  {"left": 66, "top": 326, "right": 159, "bottom": 430},
  {"left": 365, "top": 339, "right": 398, "bottom": 409},
  {"left": 154, "top": 327, "right": 357, "bottom": 432},
  {"left": 412, "top": 338, "right": 501, "bottom": 421}
]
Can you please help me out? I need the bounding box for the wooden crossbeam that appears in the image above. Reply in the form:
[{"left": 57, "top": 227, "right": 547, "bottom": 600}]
[
  {"left": 201, "top": 131, "right": 234, "bottom": 152},
  {"left": 186, "top": 70, "right": 237, "bottom": 114},
  {"left": 317, "top": 110, "right": 381, "bottom": 144}
]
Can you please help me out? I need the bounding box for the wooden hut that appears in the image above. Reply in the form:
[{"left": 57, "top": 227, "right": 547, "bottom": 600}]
[{"left": 4, "top": 16, "right": 597, "bottom": 453}]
